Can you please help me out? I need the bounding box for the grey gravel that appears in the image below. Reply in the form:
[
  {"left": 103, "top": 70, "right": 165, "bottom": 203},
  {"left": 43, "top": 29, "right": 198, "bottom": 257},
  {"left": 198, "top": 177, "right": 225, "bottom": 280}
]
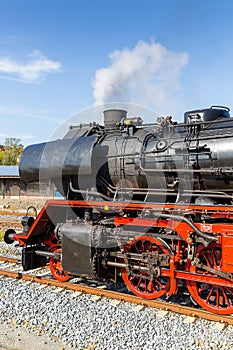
[
  {"left": 0, "top": 243, "right": 233, "bottom": 350},
  {"left": 0, "top": 241, "right": 22, "bottom": 259}
]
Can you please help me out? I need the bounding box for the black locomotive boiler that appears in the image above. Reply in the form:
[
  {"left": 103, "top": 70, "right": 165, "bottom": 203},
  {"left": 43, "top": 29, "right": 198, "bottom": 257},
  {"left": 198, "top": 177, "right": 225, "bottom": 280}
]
[{"left": 5, "top": 106, "right": 233, "bottom": 314}]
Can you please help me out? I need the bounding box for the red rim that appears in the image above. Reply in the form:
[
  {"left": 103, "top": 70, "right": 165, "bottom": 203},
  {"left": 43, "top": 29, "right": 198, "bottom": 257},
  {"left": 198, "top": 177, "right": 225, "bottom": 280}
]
[
  {"left": 121, "top": 236, "right": 170, "bottom": 299},
  {"left": 50, "top": 249, "right": 70, "bottom": 282},
  {"left": 186, "top": 243, "right": 233, "bottom": 314}
]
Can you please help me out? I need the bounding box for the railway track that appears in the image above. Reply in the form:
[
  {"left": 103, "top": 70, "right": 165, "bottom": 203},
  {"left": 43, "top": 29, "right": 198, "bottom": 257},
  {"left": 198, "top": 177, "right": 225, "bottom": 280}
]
[
  {"left": 0, "top": 255, "right": 232, "bottom": 326},
  {"left": 0, "top": 210, "right": 37, "bottom": 217},
  {"left": 0, "top": 210, "right": 31, "bottom": 217},
  {"left": 0, "top": 221, "right": 22, "bottom": 229},
  {"left": 0, "top": 210, "right": 36, "bottom": 229}
]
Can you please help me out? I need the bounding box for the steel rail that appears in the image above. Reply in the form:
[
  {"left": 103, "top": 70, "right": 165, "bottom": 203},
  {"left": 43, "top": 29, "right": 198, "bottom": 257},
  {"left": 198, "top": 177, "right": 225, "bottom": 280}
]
[
  {"left": 0, "top": 256, "right": 19, "bottom": 263},
  {"left": 0, "top": 211, "right": 33, "bottom": 217},
  {"left": 0, "top": 222, "right": 22, "bottom": 228}
]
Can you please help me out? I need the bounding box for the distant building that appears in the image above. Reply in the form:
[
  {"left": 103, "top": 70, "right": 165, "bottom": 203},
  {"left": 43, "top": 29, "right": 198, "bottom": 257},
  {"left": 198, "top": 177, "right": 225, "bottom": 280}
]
[{"left": 0, "top": 165, "right": 54, "bottom": 198}]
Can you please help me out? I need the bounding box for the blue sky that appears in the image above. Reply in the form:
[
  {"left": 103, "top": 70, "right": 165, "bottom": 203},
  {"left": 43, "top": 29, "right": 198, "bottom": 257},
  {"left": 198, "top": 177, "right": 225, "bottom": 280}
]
[{"left": 0, "top": 0, "right": 233, "bottom": 145}]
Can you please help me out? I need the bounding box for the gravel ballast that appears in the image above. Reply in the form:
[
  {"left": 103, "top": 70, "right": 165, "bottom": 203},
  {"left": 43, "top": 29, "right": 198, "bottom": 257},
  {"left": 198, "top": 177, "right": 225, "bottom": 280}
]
[
  {"left": 0, "top": 276, "right": 232, "bottom": 350},
  {"left": 0, "top": 244, "right": 233, "bottom": 349}
]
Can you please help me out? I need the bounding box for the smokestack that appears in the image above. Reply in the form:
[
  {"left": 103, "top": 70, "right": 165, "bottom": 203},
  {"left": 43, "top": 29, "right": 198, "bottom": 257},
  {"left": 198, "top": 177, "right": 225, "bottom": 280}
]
[{"left": 103, "top": 109, "right": 127, "bottom": 129}]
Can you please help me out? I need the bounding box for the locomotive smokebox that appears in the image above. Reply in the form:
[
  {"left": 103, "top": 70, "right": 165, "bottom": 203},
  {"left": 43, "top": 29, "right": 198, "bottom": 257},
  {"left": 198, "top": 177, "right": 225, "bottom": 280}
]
[
  {"left": 19, "top": 136, "right": 96, "bottom": 183},
  {"left": 104, "top": 109, "right": 127, "bottom": 129}
]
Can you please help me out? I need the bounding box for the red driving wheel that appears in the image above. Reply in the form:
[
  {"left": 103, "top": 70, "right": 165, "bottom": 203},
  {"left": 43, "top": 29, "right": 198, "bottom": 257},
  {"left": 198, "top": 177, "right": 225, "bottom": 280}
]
[
  {"left": 186, "top": 243, "right": 233, "bottom": 314},
  {"left": 121, "top": 236, "right": 170, "bottom": 299}
]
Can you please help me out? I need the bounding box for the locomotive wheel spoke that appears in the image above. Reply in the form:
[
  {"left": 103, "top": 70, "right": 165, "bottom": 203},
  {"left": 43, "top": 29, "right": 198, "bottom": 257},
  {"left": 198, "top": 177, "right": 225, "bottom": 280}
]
[
  {"left": 205, "top": 286, "right": 214, "bottom": 303},
  {"left": 204, "top": 252, "right": 212, "bottom": 267},
  {"left": 49, "top": 249, "right": 70, "bottom": 282},
  {"left": 129, "top": 275, "right": 136, "bottom": 282},
  {"left": 213, "top": 252, "right": 218, "bottom": 268},
  {"left": 136, "top": 276, "right": 143, "bottom": 289},
  {"left": 222, "top": 288, "right": 231, "bottom": 307},
  {"left": 216, "top": 288, "right": 220, "bottom": 307},
  {"left": 121, "top": 236, "right": 171, "bottom": 300},
  {"left": 199, "top": 283, "right": 209, "bottom": 293},
  {"left": 147, "top": 280, "right": 153, "bottom": 292},
  {"left": 155, "top": 279, "right": 164, "bottom": 288},
  {"left": 186, "top": 243, "right": 233, "bottom": 314},
  {"left": 226, "top": 287, "right": 233, "bottom": 298}
]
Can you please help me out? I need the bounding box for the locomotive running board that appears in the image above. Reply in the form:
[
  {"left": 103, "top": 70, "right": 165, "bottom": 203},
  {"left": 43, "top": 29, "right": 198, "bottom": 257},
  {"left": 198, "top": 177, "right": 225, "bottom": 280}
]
[{"left": 11, "top": 198, "right": 233, "bottom": 245}]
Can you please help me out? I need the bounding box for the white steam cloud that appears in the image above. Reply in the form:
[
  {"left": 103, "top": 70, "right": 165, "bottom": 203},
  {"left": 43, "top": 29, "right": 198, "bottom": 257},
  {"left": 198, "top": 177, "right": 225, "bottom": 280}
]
[
  {"left": 92, "top": 40, "right": 189, "bottom": 113},
  {"left": 0, "top": 49, "right": 61, "bottom": 83}
]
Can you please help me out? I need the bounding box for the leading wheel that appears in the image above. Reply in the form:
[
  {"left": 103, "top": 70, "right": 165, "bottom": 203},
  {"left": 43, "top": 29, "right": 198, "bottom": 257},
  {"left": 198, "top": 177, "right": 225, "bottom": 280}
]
[
  {"left": 50, "top": 249, "right": 70, "bottom": 282},
  {"left": 121, "top": 236, "right": 171, "bottom": 299},
  {"left": 186, "top": 243, "right": 233, "bottom": 314}
]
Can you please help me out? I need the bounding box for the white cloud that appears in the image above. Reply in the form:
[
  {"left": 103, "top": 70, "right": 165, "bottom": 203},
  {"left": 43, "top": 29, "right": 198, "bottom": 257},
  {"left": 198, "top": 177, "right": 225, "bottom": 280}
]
[
  {"left": 92, "top": 40, "right": 189, "bottom": 114},
  {"left": 0, "top": 49, "right": 61, "bottom": 83}
]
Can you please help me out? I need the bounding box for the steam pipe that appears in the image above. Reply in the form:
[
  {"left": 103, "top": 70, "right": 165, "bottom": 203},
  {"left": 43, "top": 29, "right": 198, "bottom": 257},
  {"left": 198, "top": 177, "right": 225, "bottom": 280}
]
[
  {"left": 153, "top": 212, "right": 217, "bottom": 242},
  {"left": 69, "top": 180, "right": 111, "bottom": 201}
]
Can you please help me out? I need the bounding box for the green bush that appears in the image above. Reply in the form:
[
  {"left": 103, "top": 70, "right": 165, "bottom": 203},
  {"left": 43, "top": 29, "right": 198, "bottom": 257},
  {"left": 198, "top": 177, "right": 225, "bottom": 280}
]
[{"left": 0, "top": 230, "right": 4, "bottom": 242}]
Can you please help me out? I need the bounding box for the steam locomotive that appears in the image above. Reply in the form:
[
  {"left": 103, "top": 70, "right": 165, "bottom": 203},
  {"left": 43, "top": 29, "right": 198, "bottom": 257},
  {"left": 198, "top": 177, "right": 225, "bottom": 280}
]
[{"left": 5, "top": 106, "right": 233, "bottom": 314}]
